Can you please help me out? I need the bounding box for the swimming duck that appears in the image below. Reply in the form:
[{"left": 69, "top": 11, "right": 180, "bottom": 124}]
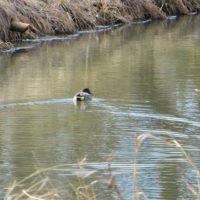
[{"left": 73, "top": 88, "right": 93, "bottom": 101}]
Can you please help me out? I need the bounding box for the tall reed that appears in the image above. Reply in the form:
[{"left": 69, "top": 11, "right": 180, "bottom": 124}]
[{"left": 133, "top": 133, "right": 200, "bottom": 200}]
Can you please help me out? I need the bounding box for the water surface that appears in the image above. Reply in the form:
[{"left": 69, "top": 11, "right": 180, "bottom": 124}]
[{"left": 0, "top": 16, "right": 200, "bottom": 199}]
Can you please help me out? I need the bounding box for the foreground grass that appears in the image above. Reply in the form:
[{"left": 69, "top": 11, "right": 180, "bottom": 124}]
[
  {"left": 4, "top": 158, "right": 98, "bottom": 200},
  {"left": 4, "top": 134, "right": 200, "bottom": 200},
  {"left": 134, "top": 133, "right": 200, "bottom": 200},
  {"left": 0, "top": 0, "right": 200, "bottom": 49}
]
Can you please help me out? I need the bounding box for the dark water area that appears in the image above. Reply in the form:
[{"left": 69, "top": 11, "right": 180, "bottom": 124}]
[{"left": 0, "top": 15, "right": 200, "bottom": 199}]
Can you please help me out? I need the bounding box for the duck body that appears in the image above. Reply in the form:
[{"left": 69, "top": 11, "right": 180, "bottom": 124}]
[{"left": 73, "top": 88, "right": 93, "bottom": 102}]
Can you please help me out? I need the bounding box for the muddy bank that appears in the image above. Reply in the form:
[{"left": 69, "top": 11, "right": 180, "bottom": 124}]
[{"left": 0, "top": 0, "right": 199, "bottom": 50}]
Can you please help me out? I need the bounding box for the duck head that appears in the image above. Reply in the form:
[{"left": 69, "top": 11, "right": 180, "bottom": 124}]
[{"left": 82, "top": 88, "right": 93, "bottom": 94}]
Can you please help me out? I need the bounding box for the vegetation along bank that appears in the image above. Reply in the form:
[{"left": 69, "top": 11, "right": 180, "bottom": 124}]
[{"left": 0, "top": 0, "right": 200, "bottom": 50}]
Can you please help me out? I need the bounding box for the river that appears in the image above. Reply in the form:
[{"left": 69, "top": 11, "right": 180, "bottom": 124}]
[{"left": 0, "top": 15, "right": 200, "bottom": 200}]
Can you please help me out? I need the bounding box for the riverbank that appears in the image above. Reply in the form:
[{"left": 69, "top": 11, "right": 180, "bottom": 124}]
[{"left": 0, "top": 0, "right": 200, "bottom": 50}]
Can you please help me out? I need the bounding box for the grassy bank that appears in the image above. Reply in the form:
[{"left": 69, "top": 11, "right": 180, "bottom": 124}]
[{"left": 0, "top": 0, "right": 200, "bottom": 49}]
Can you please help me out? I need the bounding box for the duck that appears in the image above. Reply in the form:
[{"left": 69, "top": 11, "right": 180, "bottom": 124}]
[{"left": 73, "top": 88, "right": 93, "bottom": 101}]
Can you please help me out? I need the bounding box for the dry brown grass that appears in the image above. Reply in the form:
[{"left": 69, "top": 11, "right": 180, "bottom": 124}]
[
  {"left": 0, "top": 0, "right": 200, "bottom": 49},
  {"left": 133, "top": 133, "right": 200, "bottom": 200},
  {"left": 156, "top": 0, "right": 200, "bottom": 15},
  {"left": 4, "top": 158, "right": 98, "bottom": 200},
  {"left": 3, "top": 135, "right": 200, "bottom": 200}
]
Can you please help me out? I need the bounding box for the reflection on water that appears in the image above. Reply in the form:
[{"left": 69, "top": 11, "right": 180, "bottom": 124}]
[{"left": 0, "top": 15, "right": 200, "bottom": 199}]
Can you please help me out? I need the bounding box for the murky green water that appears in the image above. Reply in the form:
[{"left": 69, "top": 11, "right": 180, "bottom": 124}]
[{"left": 0, "top": 16, "right": 200, "bottom": 199}]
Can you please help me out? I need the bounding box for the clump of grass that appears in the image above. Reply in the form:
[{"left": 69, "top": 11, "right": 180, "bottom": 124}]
[
  {"left": 58, "top": 0, "right": 97, "bottom": 30},
  {"left": 107, "top": 156, "right": 124, "bottom": 200},
  {"left": 133, "top": 133, "right": 200, "bottom": 200},
  {"left": 72, "top": 177, "right": 97, "bottom": 200},
  {"left": 71, "top": 157, "right": 98, "bottom": 200},
  {"left": 4, "top": 158, "right": 98, "bottom": 200},
  {"left": 4, "top": 134, "right": 200, "bottom": 200},
  {"left": 156, "top": 0, "right": 200, "bottom": 15}
]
